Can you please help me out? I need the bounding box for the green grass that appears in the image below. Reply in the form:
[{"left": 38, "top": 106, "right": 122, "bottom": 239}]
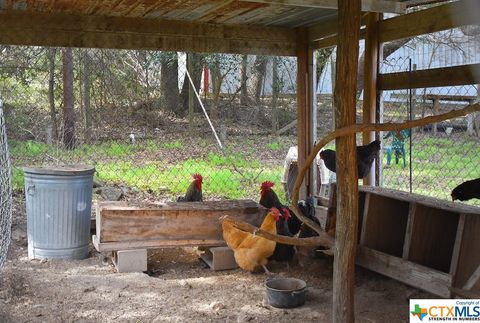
[
  {"left": 382, "top": 135, "right": 480, "bottom": 205},
  {"left": 266, "top": 141, "right": 281, "bottom": 151},
  {"left": 94, "top": 158, "right": 285, "bottom": 201},
  {"left": 161, "top": 140, "right": 183, "bottom": 149},
  {"left": 9, "top": 134, "right": 478, "bottom": 206}
]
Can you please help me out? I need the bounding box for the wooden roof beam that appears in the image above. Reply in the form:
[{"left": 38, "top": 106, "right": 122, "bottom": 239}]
[
  {"left": 240, "top": 0, "right": 406, "bottom": 13},
  {"left": 379, "top": 0, "right": 480, "bottom": 43},
  {"left": 0, "top": 10, "right": 297, "bottom": 56}
]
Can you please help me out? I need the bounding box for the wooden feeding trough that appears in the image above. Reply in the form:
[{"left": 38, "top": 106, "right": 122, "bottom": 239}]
[
  {"left": 92, "top": 199, "right": 266, "bottom": 272},
  {"left": 355, "top": 186, "right": 480, "bottom": 298},
  {"left": 93, "top": 199, "right": 265, "bottom": 251}
]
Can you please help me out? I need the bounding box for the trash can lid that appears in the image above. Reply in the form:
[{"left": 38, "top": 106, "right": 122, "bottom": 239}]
[{"left": 23, "top": 165, "right": 95, "bottom": 176}]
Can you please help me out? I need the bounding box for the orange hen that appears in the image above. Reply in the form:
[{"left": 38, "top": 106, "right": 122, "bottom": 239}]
[{"left": 222, "top": 207, "right": 281, "bottom": 274}]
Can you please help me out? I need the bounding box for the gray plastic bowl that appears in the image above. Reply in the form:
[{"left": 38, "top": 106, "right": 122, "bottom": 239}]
[{"left": 265, "top": 277, "right": 307, "bottom": 308}]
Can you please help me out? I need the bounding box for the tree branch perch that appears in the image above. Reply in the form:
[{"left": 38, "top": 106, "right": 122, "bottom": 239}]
[{"left": 222, "top": 217, "right": 334, "bottom": 247}]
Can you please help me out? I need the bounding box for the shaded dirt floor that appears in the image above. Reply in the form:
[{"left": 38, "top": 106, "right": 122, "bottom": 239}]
[{"left": 0, "top": 196, "right": 434, "bottom": 323}]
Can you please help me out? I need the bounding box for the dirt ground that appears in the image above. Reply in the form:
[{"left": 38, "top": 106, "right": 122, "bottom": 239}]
[{"left": 0, "top": 196, "right": 434, "bottom": 323}]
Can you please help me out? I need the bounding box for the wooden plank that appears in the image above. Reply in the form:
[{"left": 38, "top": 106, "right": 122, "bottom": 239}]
[
  {"left": 308, "top": 16, "right": 339, "bottom": 42},
  {"left": 463, "top": 264, "right": 480, "bottom": 290},
  {"left": 359, "top": 193, "right": 371, "bottom": 245},
  {"left": 452, "top": 215, "right": 480, "bottom": 292},
  {"left": 402, "top": 202, "right": 416, "bottom": 260},
  {"left": 357, "top": 247, "right": 452, "bottom": 298},
  {"left": 241, "top": 0, "right": 406, "bottom": 13},
  {"left": 378, "top": 64, "right": 480, "bottom": 91},
  {"left": 361, "top": 193, "right": 410, "bottom": 257},
  {"left": 310, "top": 27, "right": 366, "bottom": 49},
  {"left": 0, "top": 10, "right": 297, "bottom": 56},
  {"left": 92, "top": 235, "right": 225, "bottom": 252},
  {"left": 408, "top": 204, "right": 459, "bottom": 273},
  {"left": 332, "top": 0, "right": 361, "bottom": 321},
  {"left": 450, "top": 287, "right": 480, "bottom": 299},
  {"left": 362, "top": 12, "right": 380, "bottom": 186},
  {"left": 97, "top": 200, "right": 265, "bottom": 243},
  {"left": 296, "top": 27, "right": 312, "bottom": 198},
  {"left": 359, "top": 186, "right": 480, "bottom": 215},
  {"left": 379, "top": 0, "right": 480, "bottom": 43},
  {"left": 450, "top": 214, "right": 466, "bottom": 276}
]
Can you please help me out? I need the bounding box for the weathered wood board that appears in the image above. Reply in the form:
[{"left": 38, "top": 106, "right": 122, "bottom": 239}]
[
  {"left": 93, "top": 200, "right": 266, "bottom": 252},
  {"left": 357, "top": 186, "right": 480, "bottom": 298}
]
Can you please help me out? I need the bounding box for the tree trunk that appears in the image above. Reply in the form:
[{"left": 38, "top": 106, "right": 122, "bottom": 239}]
[
  {"left": 48, "top": 48, "right": 58, "bottom": 142},
  {"left": 160, "top": 52, "right": 179, "bottom": 115},
  {"left": 271, "top": 57, "right": 280, "bottom": 134},
  {"left": 356, "top": 38, "right": 411, "bottom": 98},
  {"left": 83, "top": 50, "right": 92, "bottom": 143},
  {"left": 316, "top": 48, "right": 334, "bottom": 89},
  {"left": 240, "top": 54, "right": 248, "bottom": 106},
  {"left": 62, "top": 48, "right": 75, "bottom": 149},
  {"left": 250, "top": 55, "right": 268, "bottom": 123},
  {"left": 180, "top": 53, "right": 203, "bottom": 116},
  {"left": 332, "top": 0, "right": 361, "bottom": 321},
  {"left": 210, "top": 60, "right": 222, "bottom": 121}
]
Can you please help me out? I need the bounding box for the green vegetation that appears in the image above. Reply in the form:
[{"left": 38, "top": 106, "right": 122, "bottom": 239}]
[
  {"left": 266, "top": 141, "right": 281, "bottom": 151},
  {"left": 9, "top": 134, "right": 478, "bottom": 206},
  {"left": 161, "top": 140, "right": 183, "bottom": 149},
  {"left": 382, "top": 134, "right": 479, "bottom": 205}
]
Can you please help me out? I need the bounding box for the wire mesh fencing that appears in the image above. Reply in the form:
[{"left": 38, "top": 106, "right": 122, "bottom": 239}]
[
  {"left": 0, "top": 99, "right": 13, "bottom": 269},
  {"left": 380, "top": 57, "right": 480, "bottom": 206},
  {"left": 1, "top": 48, "right": 299, "bottom": 203}
]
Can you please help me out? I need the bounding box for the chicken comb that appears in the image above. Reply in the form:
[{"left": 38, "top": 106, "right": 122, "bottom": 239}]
[
  {"left": 192, "top": 173, "right": 203, "bottom": 181},
  {"left": 261, "top": 181, "right": 275, "bottom": 188}
]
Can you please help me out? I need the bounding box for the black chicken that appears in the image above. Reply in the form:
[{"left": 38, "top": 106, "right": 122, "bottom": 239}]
[
  {"left": 259, "top": 181, "right": 296, "bottom": 263},
  {"left": 177, "top": 173, "right": 203, "bottom": 202},
  {"left": 451, "top": 178, "right": 480, "bottom": 201},
  {"left": 319, "top": 140, "right": 381, "bottom": 179},
  {"left": 259, "top": 181, "right": 318, "bottom": 263}
]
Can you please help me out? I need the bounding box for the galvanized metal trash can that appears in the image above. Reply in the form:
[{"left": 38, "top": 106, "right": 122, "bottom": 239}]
[{"left": 24, "top": 165, "right": 95, "bottom": 260}]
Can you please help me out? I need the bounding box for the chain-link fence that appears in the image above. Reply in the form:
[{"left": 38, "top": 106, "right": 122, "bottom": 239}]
[
  {"left": 380, "top": 28, "right": 480, "bottom": 206},
  {"left": 1, "top": 48, "right": 298, "bottom": 203},
  {"left": 0, "top": 99, "right": 13, "bottom": 269}
]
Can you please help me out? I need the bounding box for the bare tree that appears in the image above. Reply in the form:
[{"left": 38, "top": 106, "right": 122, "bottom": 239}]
[
  {"left": 356, "top": 38, "right": 411, "bottom": 98},
  {"left": 160, "top": 52, "right": 179, "bottom": 114},
  {"left": 180, "top": 52, "right": 203, "bottom": 116},
  {"left": 83, "top": 49, "right": 92, "bottom": 143},
  {"left": 271, "top": 57, "right": 280, "bottom": 134},
  {"left": 47, "top": 48, "right": 58, "bottom": 141},
  {"left": 62, "top": 48, "right": 75, "bottom": 149},
  {"left": 251, "top": 56, "right": 268, "bottom": 104},
  {"left": 240, "top": 54, "right": 248, "bottom": 106}
]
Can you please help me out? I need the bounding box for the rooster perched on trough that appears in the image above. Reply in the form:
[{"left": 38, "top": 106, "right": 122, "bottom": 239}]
[
  {"left": 177, "top": 173, "right": 203, "bottom": 202},
  {"left": 222, "top": 207, "right": 282, "bottom": 275},
  {"left": 319, "top": 140, "right": 381, "bottom": 179}
]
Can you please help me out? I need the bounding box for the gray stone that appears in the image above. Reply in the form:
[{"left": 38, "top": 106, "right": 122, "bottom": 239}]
[{"left": 100, "top": 186, "right": 123, "bottom": 201}]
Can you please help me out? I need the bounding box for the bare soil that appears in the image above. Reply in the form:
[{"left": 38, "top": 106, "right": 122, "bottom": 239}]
[{"left": 0, "top": 195, "right": 433, "bottom": 323}]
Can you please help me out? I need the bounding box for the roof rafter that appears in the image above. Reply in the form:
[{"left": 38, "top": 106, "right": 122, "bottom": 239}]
[
  {"left": 240, "top": 0, "right": 406, "bottom": 13},
  {"left": 0, "top": 10, "right": 297, "bottom": 56}
]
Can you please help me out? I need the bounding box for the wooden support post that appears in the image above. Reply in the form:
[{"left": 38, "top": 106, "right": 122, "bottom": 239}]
[
  {"left": 332, "top": 0, "right": 361, "bottom": 322},
  {"left": 432, "top": 98, "right": 439, "bottom": 135},
  {"left": 296, "top": 28, "right": 315, "bottom": 199},
  {"left": 362, "top": 12, "right": 380, "bottom": 186}
]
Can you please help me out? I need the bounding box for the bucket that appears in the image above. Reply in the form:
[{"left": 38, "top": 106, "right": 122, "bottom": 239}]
[
  {"left": 24, "top": 165, "right": 95, "bottom": 260},
  {"left": 265, "top": 277, "right": 307, "bottom": 308}
]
